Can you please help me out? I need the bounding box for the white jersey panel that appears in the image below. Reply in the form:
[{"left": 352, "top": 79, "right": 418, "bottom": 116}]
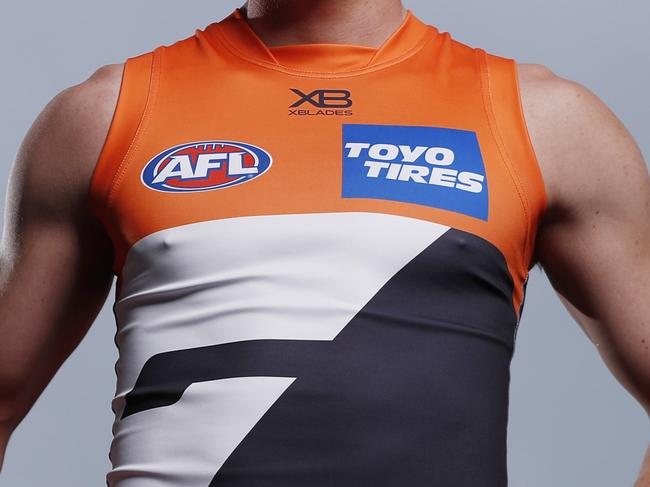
[
  {"left": 108, "top": 377, "right": 295, "bottom": 487},
  {"left": 107, "top": 212, "right": 450, "bottom": 486}
]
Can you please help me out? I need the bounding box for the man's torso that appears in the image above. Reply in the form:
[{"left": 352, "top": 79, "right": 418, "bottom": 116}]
[{"left": 83, "top": 8, "right": 551, "bottom": 486}]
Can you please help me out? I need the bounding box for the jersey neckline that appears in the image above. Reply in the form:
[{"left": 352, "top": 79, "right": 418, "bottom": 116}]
[{"left": 203, "top": 8, "right": 437, "bottom": 77}]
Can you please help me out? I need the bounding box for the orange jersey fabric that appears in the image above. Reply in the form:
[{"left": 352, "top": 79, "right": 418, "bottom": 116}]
[{"left": 89, "top": 8, "right": 546, "bottom": 486}]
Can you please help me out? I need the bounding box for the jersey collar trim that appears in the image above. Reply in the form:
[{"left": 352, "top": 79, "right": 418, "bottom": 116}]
[{"left": 203, "top": 8, "right": 437, "bottom": 76}]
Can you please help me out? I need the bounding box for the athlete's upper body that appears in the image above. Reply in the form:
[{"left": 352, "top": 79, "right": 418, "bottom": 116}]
[{"left": 1, "top": 0, "right": 649, "bottom": 485}]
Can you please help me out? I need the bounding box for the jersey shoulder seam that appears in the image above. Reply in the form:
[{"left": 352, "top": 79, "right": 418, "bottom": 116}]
[
  {"left": 476, "top": 48, "right": 533, "bottom": 271},
  {"left": 105, "top": 47, "right": 162, "bottom": 209}
]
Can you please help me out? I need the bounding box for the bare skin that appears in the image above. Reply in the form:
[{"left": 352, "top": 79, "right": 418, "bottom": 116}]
[
  {"left": 0, "top": 0, "right": 648, "bottom": 482},
  {"left": 518, "top": 63, "right": 650, "bottom": 486},
  {"left": 0, "top": 64, "right": 121, "bottom": 467},
  {"left": 242, "top": 0, "right": 407, "bottom": 47}
]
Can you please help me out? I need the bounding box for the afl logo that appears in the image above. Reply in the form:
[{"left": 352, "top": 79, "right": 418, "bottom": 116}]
[{"left": 141, "top": 141, "right": 273, "bottom": 193}]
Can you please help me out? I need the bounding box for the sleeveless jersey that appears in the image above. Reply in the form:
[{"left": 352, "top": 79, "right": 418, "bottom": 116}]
[{"left": 89, "top": 8, "right": 547, "bottom": 487}]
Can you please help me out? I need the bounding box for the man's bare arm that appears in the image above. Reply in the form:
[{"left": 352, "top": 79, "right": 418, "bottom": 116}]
[
  {"left": 519, "top": 63, "right": 650, "bottom": 485},
  {"left": 0, "top": 64, "right": 123, "bottom": 470}
]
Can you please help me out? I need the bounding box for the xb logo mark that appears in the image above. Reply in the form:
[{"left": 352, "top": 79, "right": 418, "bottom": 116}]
[{"left": 290, "top": 88, "right": 353, "bottom": 108}]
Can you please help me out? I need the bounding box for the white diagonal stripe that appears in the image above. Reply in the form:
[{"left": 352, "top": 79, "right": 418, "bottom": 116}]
[{"left": 108, "top": 211, "right": 449, "bottom": 486}]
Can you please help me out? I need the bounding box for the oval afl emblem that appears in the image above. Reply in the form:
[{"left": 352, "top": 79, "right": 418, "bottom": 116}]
[{"left": 141, "top": 140, "right": 273, "bottom": 193}]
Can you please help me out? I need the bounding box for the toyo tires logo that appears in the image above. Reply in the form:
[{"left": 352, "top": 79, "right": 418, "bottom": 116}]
[{"left": 342, "top": 124, "right": 489, "bottom": 220}]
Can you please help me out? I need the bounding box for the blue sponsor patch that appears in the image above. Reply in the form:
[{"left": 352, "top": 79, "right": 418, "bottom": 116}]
[{"left": 342, "top": 124, "right": 488, "bottom": 220}]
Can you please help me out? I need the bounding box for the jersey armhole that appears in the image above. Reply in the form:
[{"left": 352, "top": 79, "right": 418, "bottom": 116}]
[
  {"left": 86, "top": 50, "right": 158, "bottom": 274},
  {"left": 479, "top": 51, "right": 549, "bottom": 272},
  {"left": 509, "top": 58, "right": 550, "bottom": 231}
]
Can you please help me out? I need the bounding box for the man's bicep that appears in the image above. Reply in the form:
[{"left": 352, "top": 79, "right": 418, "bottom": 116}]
[
  {"left": 532, "top": 74, "right": 650, "bottom": 411},
  {"left": 0, "top": 67, "right": 120, "bottom": 431}
]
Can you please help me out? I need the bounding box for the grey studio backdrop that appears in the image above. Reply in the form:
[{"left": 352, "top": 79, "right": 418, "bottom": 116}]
[{"left": 0, "top": 0, "right": 648, "bottom": 485}]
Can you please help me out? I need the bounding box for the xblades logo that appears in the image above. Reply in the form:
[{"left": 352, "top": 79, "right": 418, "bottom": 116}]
[
  {"left": 290, "top": 89, "right": 352, "bottom": 108},
  {"left": 289, "top": 88, "right": 353, "bottom": 116}
]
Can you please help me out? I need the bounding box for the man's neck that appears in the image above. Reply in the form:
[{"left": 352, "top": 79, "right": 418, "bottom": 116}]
[{"left": 241, "top": 0, "right": 407, "bottom": 48}]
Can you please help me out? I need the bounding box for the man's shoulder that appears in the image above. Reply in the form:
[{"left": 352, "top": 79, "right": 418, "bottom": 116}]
[
  {"left": 49, "top": 63, "right": 124, "bottom": 147},
  {"left": 514, "top": 62, "right": 642, "bottom": 212},
  {"left": 13, "top": 63, "right": 124, "bottom": 218},
  {"left": 29, "top": 63, "right": 124, "bottom": 168},
  {"left": 515, "top": 62, "right": 595, "bottom": 120}
]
